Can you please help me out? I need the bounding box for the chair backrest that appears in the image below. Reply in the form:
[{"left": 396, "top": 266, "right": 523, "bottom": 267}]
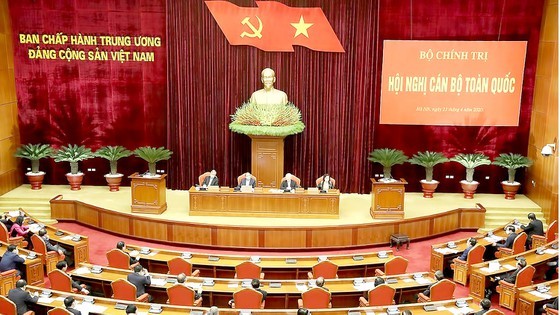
[
  {"left": 47, "top": 308, "right": 72, "bottom": 315},
  {"left": 31, "top": 234, "right": 48, "bottom": 263},
  {"left": 384, "top": 256, "right": 408, "bottom": 275},
  {"left": 367, "top": 284, "right": 396, "bottom": 306},
  {"left": 111, "top": 279, "right": 138, "bottom": 301},
  {"left": 301, "top": 287, "right": 331, "bottom": 308},
  {"left": 546, "top": 220, "right": 558, "bottom": 242},
  {"left": 235, "top": 261, "right": 262, "bottom": 279},
  {"left": 167, "top": 284, "right": 197, "bottom": 306},
  {"left": 237, "top": 174, "right": 257, "bottom": 185},
  {"left": 514, "top": 265, "right": 536, "bottom": 287},
  {"left": 198, "top": 172, "right": 210, "bottom": 186},
  {"left": 512, "top": 232, "right": 527, "bottom": 254},
  {"left": 106, "top": 249, "right": 131, "bottom": 269},
  {"left": 467, "top": 244, "right": 486, "bottom": 265},
  {"left": 167, "top": 257, "right": 193, "bottom": 275},
  {"left": 0, "top": 295, "right": 17, "bottom": 314},
  {"left": 484, "top": 309, "right": 505, "bottom": 315},
  {"left": 282, "top": 175, "right": 301, "bottom": 187},
  {"left": 315, "top": 177, "right": 336, "bottom": 187},
  {"left": 429, "top": 279, "right": 455, "bottom": 301},
  {"left": 0, "top": 222, "right": 9, "bottom": 242},
  {"left": 312, "top": 260, "right": 338, "bottom": 279},
  {"left": 233, "top": 288, "right": 263, "bottom": 309},
  {"left": 48, "top": 269, "right": 73, "bottom": 292}
]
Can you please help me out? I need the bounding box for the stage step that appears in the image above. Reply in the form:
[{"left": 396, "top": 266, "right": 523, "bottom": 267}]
[
  {"left": 479, "top": 203, "right": 545, "bottom": 232},
  {"left": 0, "top": 195, "right": 57, "bottom": 225}
]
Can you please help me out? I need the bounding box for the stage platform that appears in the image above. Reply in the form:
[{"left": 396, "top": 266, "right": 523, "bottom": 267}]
[{"left": 1, "top": 185, "right": 542, "bottom": 251}]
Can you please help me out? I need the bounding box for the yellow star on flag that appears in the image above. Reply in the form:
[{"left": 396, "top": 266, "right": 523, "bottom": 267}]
[{"left": 291, "top": 16, "right": 313, "bottom": 38}]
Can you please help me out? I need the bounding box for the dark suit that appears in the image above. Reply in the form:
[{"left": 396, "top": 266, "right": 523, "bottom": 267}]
[
  {"left": 127, "top": 272, "right": 151, "bottom": 297},
  {"left": 0, "top": 219, "right": 13, "bottom": 231},
  {"left": 256, "top": 288, "right": 267, "bottom": 301},
  {"left": 317, "top": 180, "right": 334, "bottom": 190},
  {"left": 522, "top": 219, "right": 544, "bottom": 248},
  {"left": 496, "top": 233, "right": 517, "bottom": 248},
  {"left": 280, "top": 179, "right": 298, "bottom": 190},
  {"left": 422, "top": 281, "right": 439, "bottom": 297},
  {"left": 457, "top": 245, "right": 473, "bottom": 261},
  {"left": 202, "top": 176, "right": 219, "bottom": 187},
  {"left": 67, "top": 307, "right": 82, "bottom": 315},
  {"left": 546, "top": 297, "right": 559, "bottom": 310},
  {"left": 0, "top": 251, "right": 25, "bottom": 272},
  {"left": 238, "top": 178, "right": 256, "bottom": 188},
  {"left": 502, "top": 267, "right": 521, "bottom": 284},
  {"left": 472, "top": 309, "right": 489, "bottom": 315},
  {"left": 8, "top": 288, "right": 39, "bottom": 315}
]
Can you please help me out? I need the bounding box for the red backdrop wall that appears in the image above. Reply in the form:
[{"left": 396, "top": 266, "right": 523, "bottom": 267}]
[{"left": 9, "top": 0, "right": 543, "bottom": 193}]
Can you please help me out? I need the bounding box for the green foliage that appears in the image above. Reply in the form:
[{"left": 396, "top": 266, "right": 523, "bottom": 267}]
[
  {"left": 368, "top": 148, "right": 408, "bottom": 180},
  {"left": 229, "top": 121, "right": 305, "bottom": 136},
  {"left": 408, "top": 151, "right": 448, "bottom": 181},
  {"left": 95, "top": 146, "right": 133, "bottom": 175},
  {"left": 451, "top": 153, "right": 491, "bottom": 182},
  {"left": 229, "top": 102, "right": 305, "bottom": 136},
  {"left": 134, "top": 146, "right": 173, "bottom": 163},
  {"left": 51, "top": 144, "right": 95, "bottom": 163},
  {"left": 493, "top": 153, "right": 533, "bottom": 183},
  {"left": 14, "top": 144, "right": 52, "bottom": 160}
]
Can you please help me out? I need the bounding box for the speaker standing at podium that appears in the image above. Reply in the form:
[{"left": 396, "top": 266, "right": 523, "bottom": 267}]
[
  {"left": 202, "top": 170, "right": 219, "bottom": 187},
  {"left": 280, "top": 173, "right": 298, "bottom": 192}
]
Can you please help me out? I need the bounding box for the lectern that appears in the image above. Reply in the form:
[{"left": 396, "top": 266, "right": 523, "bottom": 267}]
[
  {"left": 129, "top": 173, "right": 167, "bottom": 214},
  {"left": 249, "top": 135, "right": 285, "bottom": 188},
  {"left": 370, "top": 178, "right": 407, "bottom": 219}
]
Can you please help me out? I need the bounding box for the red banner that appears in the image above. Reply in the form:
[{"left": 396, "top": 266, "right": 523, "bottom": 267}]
[{"left": 205, "top": 1, "right": 344, "bottom": 52}]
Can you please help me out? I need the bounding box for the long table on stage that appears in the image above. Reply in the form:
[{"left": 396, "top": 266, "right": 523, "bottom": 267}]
[{"left": 189, "top": 187, "right": 340, "bottom": 218}]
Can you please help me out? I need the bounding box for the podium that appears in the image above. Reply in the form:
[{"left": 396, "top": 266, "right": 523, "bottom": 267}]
[
  {"left": 370, "top": 178, "right": 407, "bottom": 219},
  {"left": 249, "top": 135, "right": 285, "bottom": 188},
  {"left": 129, "top": 173, "right": 167, "bottom": 214}
]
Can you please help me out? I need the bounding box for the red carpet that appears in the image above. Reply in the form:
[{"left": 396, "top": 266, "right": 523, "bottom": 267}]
[{"left": 54, "top": 222, "right": 515, "bottom": 314}]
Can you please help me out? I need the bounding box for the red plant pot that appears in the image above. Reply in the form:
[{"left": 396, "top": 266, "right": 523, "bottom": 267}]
[
  {"left": 501, "top": 181, "right": 521, "bottom": 200},
  {"left": 460, "top": 180, "right": 479, "bottom": 199},
  {"left": 420, "top": 180, "right": 439, "bottom": 198},
  {"left": 26, "top": 172, "right": 45, "bottom": 190},
  {"left": 65, "top": 173, "right": 84, "bottom": 191},
  {"left": 105, "top": 174, "right": 123, "bottom": 192}
]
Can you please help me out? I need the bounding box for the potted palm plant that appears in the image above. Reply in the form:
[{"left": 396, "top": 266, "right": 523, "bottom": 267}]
[
  {"left": 51, "top": 144, "right": 95, "bottom": 190},
  {"left": 368, "top": 148, "right": 408, "bottom": 182},
  {"left": 14, "top": 144, "right": 52, "bottom": 190},
  {"left": 95, "top": 146, "right": 132, "bottom": 191},
  {"left": 408, "top": 151, "right": 449, "bottom": 198},
  {"left": 450, "top": 153, "right": 491, "bottom": 199},
  {"left": 134, "top": 146, "right": 173, "bottom": 176},
  {"left": 492, "top": 153, "right": 533, "bottom": 200}
]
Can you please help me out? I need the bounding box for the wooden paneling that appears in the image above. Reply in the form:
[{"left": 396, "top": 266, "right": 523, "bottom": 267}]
[
  {"left": 355, "top": 224, "right": 396, "bottom": 245},
  {"left": 76, "top": 204, "right": 99, "bottom": 226},
  {"left": 133, "top": 219, "right": 169, "bottom": 241},
  {"left": 526, "top": 0, "right": 558, "bottom": 224},
  {"left": 311, "top": 228, "right": 353, "bottom": 247},
  {"left": 100, "top": 213, "right": 130, "bottom": 235},
  {"left": 216, "top": 228, "right": 259, "bottom": 247},
  {"left": 432, "top": 213, "right": 459, "bottom": 235},
  {"left": 171, "top": 225, "right": 212, "bottom": 245},
  {"left": 0, "top": 0, "right": 20, "bottom": 196},
  {"left": 263, "top": 229, "right": 306, "bottom": 248}
]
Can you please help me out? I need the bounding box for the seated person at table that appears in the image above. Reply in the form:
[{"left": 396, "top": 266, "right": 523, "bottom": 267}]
[
  {"left": 421, "top": 270, "right": 444, "bottom": 297},
  {"left": 177, "top": 272, "right": 202, "bottom": 300},
  {"left": 202, "top": 170, "right": 219, "bottom": 187},
  {"left": 543, "top": 297, "right": 559, "bottom": 312},
  {"left": 521, "top": 213, "right": 544, "bottom": 249},
  {"left": 8, "top": 280, "right": 39, "bottom": 315},
  {"left": 0, "top": 244, "right": 25, "bottom": 277},
  {"left": 493, "top": 225, "right": 517, "bottom": 249},
  {"left": 126, "top": 304, "right": 138, "bottom": 315},
  {"left": 457, "top": 238, "right": 478, "bottom": 261},
  {"left": 229, "top": 278, "right": 267, "bottom": 307},
  {"left": 117, "top": 241, "right": 140, "bottom": 266},
  {"left": 10, "top": 215, "right": 33, "bottom": 246},
  {"left": 485, "top": 258, "right": 527, "bottom": 298},
  {"left": 472, "top": 298, "right": 491, "bottom": 315},
  {"left": 128, "top": 264, "right": 153, "bottom": 302},
  {"left": 206, "top": 306, "right": 219, "bottom": 315},
  {"left": 0, "top": 213, "right": 14, "bottom": 231},
  {"left": 298, "top": 308, "right": 310, "bottom": 315},
  {"left": 372, "top": 276, "right": 385, "bottom": 287},
  {"left": 39, "top": 228, "right": 73, "bottom": 266},
  {"left": 317, "top": 174, "right": 335, "bottom": 191},
  {"left": 237, "top": 172, "right": 256, "bottom": 189},
  {"left": 280, "top": 173, "right": 298, "bottom": 191},
  {"left": 64, "top": 296, "right": 82, "bottom": 315},
  {"left": 56, "top": 260, "right": 90, "bottom": 294}
]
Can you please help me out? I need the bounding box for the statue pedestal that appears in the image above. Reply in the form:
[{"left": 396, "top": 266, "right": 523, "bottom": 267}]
[
  {"left": 249, "top": 135, "right": 285, "bottom": 188},
  {"left": 370, "top": 178, "right": 407, "bottom": 219}
]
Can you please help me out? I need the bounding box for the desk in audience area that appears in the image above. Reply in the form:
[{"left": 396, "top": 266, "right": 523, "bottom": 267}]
[
  {"left": 71, "top": 263, "right": 436, "bottom": 308},
  {"left": 0, "top": 240, "right": 44, "bottom": 286},
  {"left": 516, "top": 279, "right": 558, "bottom": 315},
  {"left": 27, "top": 285, "right": 480, "bottom": 315},
  {"left": 189, "top": 187, "right": 340, "bottom": 218},
  {"left": 127, "top": 245, "right": 394, "bottom": 278}
]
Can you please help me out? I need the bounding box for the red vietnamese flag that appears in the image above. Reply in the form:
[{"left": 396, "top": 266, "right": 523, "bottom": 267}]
[{"left": 205, "top": 1, "right": 344, "bottom": 52}]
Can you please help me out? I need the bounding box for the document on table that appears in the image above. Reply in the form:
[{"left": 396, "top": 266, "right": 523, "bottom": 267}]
[
  {"left": 544, "top": 249, "right": 558, "bottom": 255},
  {"left": 484, "top": 235, "right": 504, "bottom": 242},
  {"left": 353, "top": 282, "right": 376, "bottom": 291},
  {"left": 73, "top": 267, "right": 91, "bottom": 275},
  {"left": 296, "top": 283, "right": 308, "bottom": 292},
  {"left": 415, "top": 277, "right": 433, "bottom": 285},
  {"left": 228, "top": 282, "right": 239, "bottom": 288},
  {"left": 76, "top": 302, "right": 108, "bottom": 315},
  {"left": 38, "top": 297, "right": 54, "bottom": 304},
  {"left": 151, "top": 278, "right": 167, "bottom": 286},
  {"left": 434, "top": 248, "right": 458, "bottom": 254},
  {"left": 502, "top": 264, "right": 516, "bottom": 270},
  {"left": 529, "top": 290, "right": 553, "bottom": 299}
]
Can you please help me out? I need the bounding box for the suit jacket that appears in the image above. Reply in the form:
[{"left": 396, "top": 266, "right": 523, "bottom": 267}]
[
  {"left": 238, "top": 178, "right": 256, "bottom": 188},
  {"left": 522, "top": 220, "right": 544, "bottom": 237},
  {"left": 256, "top": 288, "right": 267, "bottom": 301},
  {"left": 42, "top": 235, "right": 58, "bottom": 252},
  {"left": 280, "top": 179, "right": 298, "bottom": 190},
  {"left": 546, "top": 297, "right": 559, "bottom": 310},
  {"left": 127, "top": 272, "right": 151, "bottom": 297},
  {"left": 422, "top": 280, "right": 441, "bottom": 297},
  {"left": 496, "top": 233, "right": 517, "bottom": 248},
  {"left": 317, "top": 180, "right": 334, "bottom": 190},
  {"left": 458, "top": 245, "right": 473, "bottom": 261},
  {"left": 67, "top": 307, "right": 82, "bottom": 315},
  {"left": 472, "top": 309, "right": 489, "bottom": 315},
  {"left": 502, "top": 267, "right": 521, "bottom": 284},
  {"left": 202, "top": 176, "right": 219, "bottom": 187},
  {"left": 8, "top": 288, "right": 39, "bottom": 315},
  {"left": 0, "top": 251, "right": 25, "bottom": 272},
  {"left": 0, "top": 219, "right": 13, "bottom": 231}
]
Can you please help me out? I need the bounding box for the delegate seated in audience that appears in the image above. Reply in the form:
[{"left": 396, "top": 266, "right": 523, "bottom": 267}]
[
  {"left": 128, "top": 264, "right": 152, "bottom": 302},
  {"left": 10, "top": 215, "right": 33, "bottom": 246},
  {"left": 176, "top": 272, "right": 203, "bottom": 299},
  {"left": 493, "top": 225, "right": 517, "bottom": 249},
  {"left": 280, "top": 173, "right": 298, "bottom": 191},
  {"left": 317, "top": 174, "right": 334, "bottom": 191},
  {"left": 116, "top": 241, "right": 140, "bottom": 266},
  {"left": 521, "top": 213, "right": 544, "bottom": 249},
  {"left": 229, "top": 278, "right": 267, "bottom": 307},
  {"left": 39, "top": 228, "right": 73, "bottom": 266},
  {"left": 56, "top": 260, "right": 90, "bottom": 294},
  {"left": 8, "top": 280, "right": 39, "bottom": 315},
  {"left": 543, "top": 297, "right": 559, "bottom": 312},
  {"left": 126, "top": 304, "right": 138, "bottom": 315},
  {"left": 202, "top": 170, "right": 219, "bottom": 187},
  {"left": 205, "top": 306, "right": 219, "bottom": 315},
  {"left": 0, "top": 213, "right": 14, "bottom": 231},
  {"left": 458, "top": 238, "right": 478, "bottom": 261},
  {"left": 422, "top": 270, "right": 444, "bottom": 297},
  {"left": 485, "top": 258, "right": 527, "bottom": 298},
  {"left": 316, "top": 276, "right": 329, "bottom": 291},
  {"left": 64, "top": 296, "right": 82, "bottom": 315},
  {"left": 372, "top": 277, "right": 385, "bottom": 287},
  {"left": 472, "top": 298, "right": 491, "bottom": 315},
  {"left": 0, "top": 244, "right": 25, "bottom": 277},
  {"left": 298, "top": 308, "right": 309, "bottom": 315}
]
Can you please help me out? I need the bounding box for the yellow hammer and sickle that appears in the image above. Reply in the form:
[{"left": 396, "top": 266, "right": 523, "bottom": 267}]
[{"left": 240, "top": 16, "right": 263, "bottom": 38}]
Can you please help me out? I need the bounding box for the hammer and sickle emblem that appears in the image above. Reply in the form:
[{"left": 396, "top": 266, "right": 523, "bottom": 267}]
[{"left": 240, "top": 16, "right": 263, "bottom": 38}]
